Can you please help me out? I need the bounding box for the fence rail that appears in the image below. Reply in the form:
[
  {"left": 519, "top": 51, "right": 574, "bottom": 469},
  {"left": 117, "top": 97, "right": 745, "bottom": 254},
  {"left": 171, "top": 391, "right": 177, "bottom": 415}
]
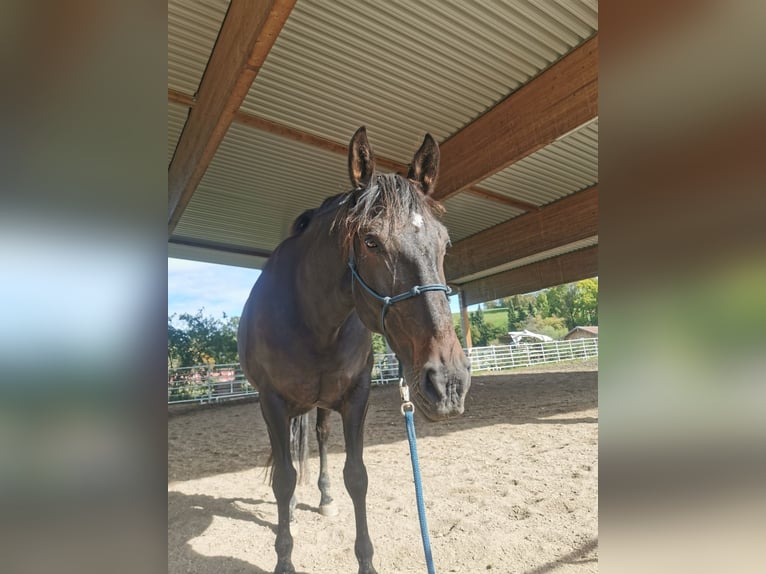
[{"left": 168, "top": 338, "right": 598, "bottom": 405}]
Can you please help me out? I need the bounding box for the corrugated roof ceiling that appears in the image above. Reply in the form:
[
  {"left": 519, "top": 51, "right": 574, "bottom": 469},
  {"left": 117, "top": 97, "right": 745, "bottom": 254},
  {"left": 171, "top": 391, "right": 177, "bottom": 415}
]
[
  {"left": 441, "top": 193, "right": 525, "bottom": 243},
  {"left": 167, "top": 102, "right": 188, "bottom": 164},
  {"left": 240, "top": 0, "right": 597, "bottom": 162},
  {"left": 167, "top": 0, "right": 230, "bottom": 95},
  {"left": 167, "top": 1, "right": 599, "bottom": 294},
  {"left": 174, "top": 123, "right": 349, "bottom": 252},
  {"left": 477, "top": 118, "right": 598, "bottom": 207}
]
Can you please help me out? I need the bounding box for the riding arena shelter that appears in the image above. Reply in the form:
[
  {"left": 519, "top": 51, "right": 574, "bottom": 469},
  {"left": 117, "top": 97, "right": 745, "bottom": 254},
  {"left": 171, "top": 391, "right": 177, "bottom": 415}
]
[
  {"left": 168, "top": 1, "right": 598, "bottom": 336},
  {"left": 168, "top": 2, "right": 599, "bottom": 573}
]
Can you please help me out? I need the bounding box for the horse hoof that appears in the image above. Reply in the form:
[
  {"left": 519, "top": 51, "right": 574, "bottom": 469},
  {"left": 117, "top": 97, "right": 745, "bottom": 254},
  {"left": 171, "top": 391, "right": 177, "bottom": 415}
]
[{"left": 319, "top": 503, "right": 338, "bottom": 517}]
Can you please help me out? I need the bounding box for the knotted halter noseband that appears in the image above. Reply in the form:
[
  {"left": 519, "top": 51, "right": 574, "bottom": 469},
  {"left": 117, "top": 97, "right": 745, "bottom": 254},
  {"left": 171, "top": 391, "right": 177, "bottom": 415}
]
[{"left": 347, "top": 254, "right": 452, "bottom": 340}]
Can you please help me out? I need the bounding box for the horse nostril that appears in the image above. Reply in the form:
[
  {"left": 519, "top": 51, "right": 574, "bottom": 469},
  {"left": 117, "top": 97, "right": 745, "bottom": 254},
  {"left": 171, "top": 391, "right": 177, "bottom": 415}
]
[{"left": 423, "top": 368, "right": 445, "bottom": 402}]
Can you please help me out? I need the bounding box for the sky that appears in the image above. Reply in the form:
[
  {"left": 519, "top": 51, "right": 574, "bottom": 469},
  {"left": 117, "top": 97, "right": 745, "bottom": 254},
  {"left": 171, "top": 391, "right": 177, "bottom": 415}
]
[
  {"left": 168, "top": 258, "right": 464, "bottom": 322},
  {"left": 168, "top": 258, "right": 262, "bottom": 322}
]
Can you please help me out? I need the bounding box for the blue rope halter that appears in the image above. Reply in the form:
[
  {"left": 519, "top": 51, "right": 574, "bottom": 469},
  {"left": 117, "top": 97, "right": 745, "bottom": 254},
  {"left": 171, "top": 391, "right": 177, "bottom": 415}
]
[{"left": 347, "top": 255, "right": 452, "bottom": 340}]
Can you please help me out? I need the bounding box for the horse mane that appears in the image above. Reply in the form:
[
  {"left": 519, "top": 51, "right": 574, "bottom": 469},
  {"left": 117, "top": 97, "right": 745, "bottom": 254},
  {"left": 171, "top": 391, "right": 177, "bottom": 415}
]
[
  {"left": 289, "top": 193, "right": 348, "bottom": 236},
  {"left": 333, "top": 173, "right": 444, "bottom": 254}
]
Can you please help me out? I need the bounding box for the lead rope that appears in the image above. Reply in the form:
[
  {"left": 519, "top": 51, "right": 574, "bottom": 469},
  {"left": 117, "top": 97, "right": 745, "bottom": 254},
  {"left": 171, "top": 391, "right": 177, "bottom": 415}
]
[
  {"left": 399, "top": 368, "right": 436, "bottom": 574},
  {"left": 348, "top": 254, "right": 447, "bottom": 574}
]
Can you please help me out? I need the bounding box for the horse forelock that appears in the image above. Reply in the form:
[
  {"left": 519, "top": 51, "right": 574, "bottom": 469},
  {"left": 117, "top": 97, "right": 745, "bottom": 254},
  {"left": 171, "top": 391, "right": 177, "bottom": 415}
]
[{"left": 333, "top": 173, "right": 444, "bottom": 254}]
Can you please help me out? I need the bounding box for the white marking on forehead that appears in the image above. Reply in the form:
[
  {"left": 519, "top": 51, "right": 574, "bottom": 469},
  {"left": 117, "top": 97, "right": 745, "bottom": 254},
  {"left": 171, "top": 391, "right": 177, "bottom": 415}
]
[{"left": 412, "top": 213, "right": 424, "bottom": 228}]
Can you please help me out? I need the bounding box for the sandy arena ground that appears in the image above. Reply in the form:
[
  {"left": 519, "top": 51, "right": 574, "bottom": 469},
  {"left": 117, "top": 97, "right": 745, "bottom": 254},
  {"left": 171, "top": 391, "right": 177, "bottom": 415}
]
[{"left": 168, "top": 359, "right": 598, "bottom": 573}]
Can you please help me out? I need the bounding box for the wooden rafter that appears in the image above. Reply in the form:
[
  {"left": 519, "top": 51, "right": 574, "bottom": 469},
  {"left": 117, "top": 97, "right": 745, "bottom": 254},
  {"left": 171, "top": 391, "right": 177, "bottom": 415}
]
[
  {"left": 433, "top": 34, "right": 598, "bottom": 202},
  {"left": 169, "top": 87, "right": 537, "bottom": 212},
  {"left": 459, "top": 246, "right": 598, "bottom": 306},
  {"left": 168, "top": 88, "right": 405, "bottom": 173},
  {"left": 167, "top": 89, "right": 194, "bottom": 108},
  {"left": 168, "top": 0, "right": 296, "bottom": 234},
  {"left": 445, "top": 185, "right": 598, "bottom": 282}
]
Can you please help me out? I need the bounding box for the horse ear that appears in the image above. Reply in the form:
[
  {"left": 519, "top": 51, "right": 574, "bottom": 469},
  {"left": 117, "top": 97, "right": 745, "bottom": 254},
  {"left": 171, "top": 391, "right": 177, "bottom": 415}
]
[
  {"left": 408, "top": 133, "right": 440, "bottom": 196},
  {"left": 348, "top": 126, "right": 375, "bottom": 189}
]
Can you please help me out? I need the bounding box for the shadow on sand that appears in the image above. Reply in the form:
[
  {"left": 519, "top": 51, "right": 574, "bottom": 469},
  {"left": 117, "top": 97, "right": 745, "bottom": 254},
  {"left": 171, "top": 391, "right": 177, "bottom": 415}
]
[
  {"left": 169, "top": 369, "right": 597, "bottom": 483},
  {"left": 168, "top": 491, "right": 310, "bottom": 574},
  {"left": 524, "top": 537, "right": 598, "bottom": 574}
]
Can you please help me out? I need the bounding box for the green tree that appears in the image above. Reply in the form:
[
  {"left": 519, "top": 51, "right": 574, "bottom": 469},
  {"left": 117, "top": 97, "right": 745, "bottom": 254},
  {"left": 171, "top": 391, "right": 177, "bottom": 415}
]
[
  {"left": 535, "top": 291, "right": 550, "bottom": 317},
  {"left": 561, "top": 285, "right": 578, "bottom": 329},
  {"left": 516, "top": 302, "right": 528, "bottom": 328},
  {"left": 371, "top": 333, "right": 387, "bottom": 355},
  {"left": 572, "top": 278, "right": 598, "bottom": 326},
  {"left": 469, "top": 308, "right": 505, "bottom": 346},
  {"left": 507, "top": 301, "right": 519, "bottom": 330},
  {"left": 469, "top": 308, "right": 489, "bottom": 346},
  {"left": 542, "top": 279, "right": 598, "bottom": 329},
  {"left": 168, "top": 318, "right": 193, "bottom": 368},
  {"left": 522, "top": 314, "right": 568, "bottom": 340},
  {"left": 167, "top": 309, "right": 240, "bottom": 368},
  {"left": 546, "top": 285, "right": 567, "bottom": 319},
  {"left": 454, "top": 323, "right": 466, "bottom": 347}
]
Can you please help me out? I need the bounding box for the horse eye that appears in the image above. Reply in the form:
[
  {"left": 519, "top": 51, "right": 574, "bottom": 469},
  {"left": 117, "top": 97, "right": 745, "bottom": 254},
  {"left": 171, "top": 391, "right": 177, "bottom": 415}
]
[{"left": 364, "top": 237, "right": 378, "bottom": 250}]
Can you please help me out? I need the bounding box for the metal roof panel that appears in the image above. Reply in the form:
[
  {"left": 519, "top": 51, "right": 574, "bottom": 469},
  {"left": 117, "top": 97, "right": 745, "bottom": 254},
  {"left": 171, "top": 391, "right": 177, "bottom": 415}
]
[
  {"left": 441, "top": 194, "right": 525, "bottom": 243},
  {"left": 167, "top": 102, "right": 189, "bottom": 164},
  {"left": 240, "top": 0, "right": 597, "bottom": 162},
  {"left": 167, "top": 0, "right": 230, "bottom": 94},
  {"left": 477, "top": 119, "right": 598, "bottom": 207}
]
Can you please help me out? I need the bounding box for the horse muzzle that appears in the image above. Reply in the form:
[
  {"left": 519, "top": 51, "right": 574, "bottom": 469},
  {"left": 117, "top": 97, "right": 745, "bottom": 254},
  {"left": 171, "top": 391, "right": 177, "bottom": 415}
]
[{"left": 411, "top": 355, "right": 471, "bottom": 421}]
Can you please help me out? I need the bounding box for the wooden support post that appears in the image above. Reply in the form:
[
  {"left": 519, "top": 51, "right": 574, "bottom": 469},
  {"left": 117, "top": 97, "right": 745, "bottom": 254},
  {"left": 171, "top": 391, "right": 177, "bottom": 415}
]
[{"left": 459, "top": 288, "right": 473, "bottom": 349}]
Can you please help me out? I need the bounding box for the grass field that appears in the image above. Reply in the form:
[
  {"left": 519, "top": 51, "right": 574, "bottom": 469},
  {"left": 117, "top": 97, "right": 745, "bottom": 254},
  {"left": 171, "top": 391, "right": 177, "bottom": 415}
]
[{"left": 452, "top": 307, "right": 509, "bottom": 331}]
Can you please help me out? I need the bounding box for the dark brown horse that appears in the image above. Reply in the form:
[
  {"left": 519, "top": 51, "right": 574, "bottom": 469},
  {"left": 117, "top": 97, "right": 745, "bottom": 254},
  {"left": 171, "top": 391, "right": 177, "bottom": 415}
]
[{"left": 238, "top": 127, "right": 471, "bottom": 574}]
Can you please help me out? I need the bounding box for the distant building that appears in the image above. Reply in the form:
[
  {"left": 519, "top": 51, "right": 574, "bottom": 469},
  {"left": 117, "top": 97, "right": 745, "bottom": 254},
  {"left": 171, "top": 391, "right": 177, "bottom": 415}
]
[
  {"left": 502, "top": 329, "right": 553, "bottom": 346},
  {"left": 563, "top": 326, "right": 599, "bottom": 340}
]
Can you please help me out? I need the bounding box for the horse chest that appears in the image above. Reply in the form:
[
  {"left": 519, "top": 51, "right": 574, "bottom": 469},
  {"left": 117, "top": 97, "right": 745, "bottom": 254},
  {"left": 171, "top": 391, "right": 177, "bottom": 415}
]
[{"left": 255, "top": 341, "right": 369, "bottom": 407}]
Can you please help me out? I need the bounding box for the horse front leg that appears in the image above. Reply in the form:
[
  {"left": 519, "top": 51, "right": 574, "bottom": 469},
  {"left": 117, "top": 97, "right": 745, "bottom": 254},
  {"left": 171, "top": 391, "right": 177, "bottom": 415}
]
[
  {"left": 340, "top": 381, "right": 377, "bottom": 574},
  {"left": 316, "top": 407, "right": 337, "bottom": 516},
  {"left": 260, "top": 391, "right": 298, "bottom": 574}
]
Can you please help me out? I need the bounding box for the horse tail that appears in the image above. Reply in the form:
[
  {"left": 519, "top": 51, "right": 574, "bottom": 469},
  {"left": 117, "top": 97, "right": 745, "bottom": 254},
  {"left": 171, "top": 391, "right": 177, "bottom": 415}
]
[
  {"left": 290, "top": 413, "right": 310, "bottom": 485},
  {"left": 265, "top": 412, "right": 310, "bottom": 486}
]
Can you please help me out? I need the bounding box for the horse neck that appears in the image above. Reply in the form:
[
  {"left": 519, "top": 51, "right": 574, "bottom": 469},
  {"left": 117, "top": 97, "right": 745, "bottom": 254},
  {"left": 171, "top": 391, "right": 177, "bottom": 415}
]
[{"left": 294, "top": 220, "right": 356, "bottom": 342}]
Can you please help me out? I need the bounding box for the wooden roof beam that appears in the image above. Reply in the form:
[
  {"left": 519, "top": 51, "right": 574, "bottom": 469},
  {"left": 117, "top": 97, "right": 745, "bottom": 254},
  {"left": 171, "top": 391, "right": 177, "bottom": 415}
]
[
  {"left": 168, "top": 0, "right": 296, "bottom": 234},
  {"left": 168, "top": 88, "right": 405, "bottom": 173},
  {"left": 445, "top": 185, "right": 598, "bottom": 282},
  {"left": 458, "top": 246, "right": 598, "bottom": 306},
  {"left": 434, "top": 34, "right": 598, "bottom": 202},
  {"left": 169, "top": 88, "right": 538, "bottom": 213},
  {"left": 167, "top": 89, "right": 194, "bottom": 108}
]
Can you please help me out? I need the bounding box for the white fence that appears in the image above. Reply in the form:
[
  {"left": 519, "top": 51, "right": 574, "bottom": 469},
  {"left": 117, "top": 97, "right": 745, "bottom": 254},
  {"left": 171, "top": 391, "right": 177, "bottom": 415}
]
[
  {"left": 168, "top": 338, "right": 598, "bottom": 405},
  {"left": 466, "top": 337, "right": 598, "bottom": 373},
  {"left": 167, "top": 364, "right": 255, "bottom": 405}
]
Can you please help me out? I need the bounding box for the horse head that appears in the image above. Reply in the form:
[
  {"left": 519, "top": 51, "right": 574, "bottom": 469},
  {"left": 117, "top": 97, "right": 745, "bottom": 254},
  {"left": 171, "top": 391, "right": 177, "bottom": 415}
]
[{"left": 341, "top": 127, "right": 471, "bottom": 421}]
